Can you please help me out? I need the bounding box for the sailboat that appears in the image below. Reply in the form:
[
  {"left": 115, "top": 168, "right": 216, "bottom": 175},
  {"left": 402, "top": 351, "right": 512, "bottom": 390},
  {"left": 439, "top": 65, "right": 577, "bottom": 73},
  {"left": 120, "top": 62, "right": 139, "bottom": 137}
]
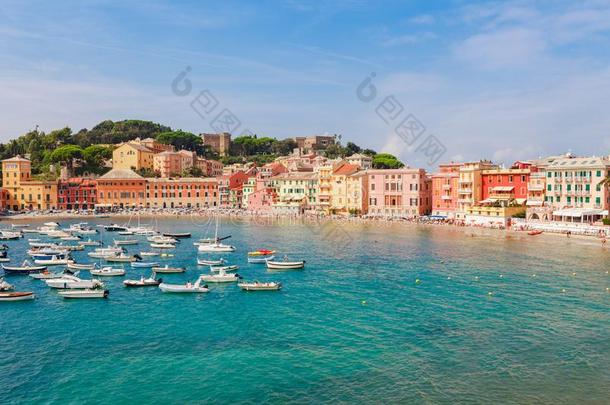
[{"left": 197, "top": 216, "right": 235, "bottom": 253}]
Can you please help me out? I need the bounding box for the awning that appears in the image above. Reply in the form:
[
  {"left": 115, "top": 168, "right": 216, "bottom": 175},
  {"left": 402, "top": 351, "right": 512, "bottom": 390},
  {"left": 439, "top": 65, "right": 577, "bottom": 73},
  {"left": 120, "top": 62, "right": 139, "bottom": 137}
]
[
  {"left": 553, "top": 208, "right": 605, "bottom": 217},
  {"left": 479, "top": 198, "right": 498, "bottom": 204},
  {"left": 515, "top": 198, "right": 526, "bottom": 204},
  {"left": 491, "top": 186, "right": 514, "bottom": 192},
  {"left": 526, "top": 200, "right": 543, "bottom": 206}
]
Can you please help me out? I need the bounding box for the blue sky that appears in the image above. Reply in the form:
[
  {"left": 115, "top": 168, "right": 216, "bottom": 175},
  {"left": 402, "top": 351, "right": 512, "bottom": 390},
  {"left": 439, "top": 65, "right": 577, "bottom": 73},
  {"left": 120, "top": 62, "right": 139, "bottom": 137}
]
[{"left": 2, "top": 0, "right": 610, "bottom": 168}]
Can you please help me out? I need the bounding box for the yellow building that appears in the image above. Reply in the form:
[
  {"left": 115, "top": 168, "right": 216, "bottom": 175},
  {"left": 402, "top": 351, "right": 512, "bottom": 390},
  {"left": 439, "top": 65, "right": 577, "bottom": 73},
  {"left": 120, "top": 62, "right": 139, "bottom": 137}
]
[
  {"left": 2, "top": 155, "right": 58, "bottom": 211},
  {"left": 329, "top": 163, "right": 360, "bottom": 214},
  {"left": 456, "top": 160, "right": 497, "bottom": 219},
  {"left": 346, "top": 171, "right": 368, "bottom": 215},
  {"left": 112, "top": 143, "right": 154, "bottom": 171}
]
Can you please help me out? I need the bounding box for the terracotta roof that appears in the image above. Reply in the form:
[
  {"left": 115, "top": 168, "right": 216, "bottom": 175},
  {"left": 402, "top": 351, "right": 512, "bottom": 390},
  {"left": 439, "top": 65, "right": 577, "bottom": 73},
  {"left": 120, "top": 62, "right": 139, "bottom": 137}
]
[
  {"left": 119, "top": 143, "right": 153, "bottom": 153},
  {"left": 99, "top": 169, "right": 144, "bottom": 180},
  {"left": 333, "top": 163, "right": 359, "bottom": 175}
]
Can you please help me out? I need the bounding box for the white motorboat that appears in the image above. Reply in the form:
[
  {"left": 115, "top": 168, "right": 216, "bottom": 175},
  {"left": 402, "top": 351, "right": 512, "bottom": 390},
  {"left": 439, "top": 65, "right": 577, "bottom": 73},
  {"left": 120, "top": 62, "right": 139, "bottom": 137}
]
[
  {"left": 44, "top": 222, "right": 60, "bottom": 227},
  {"left": 0, "top": 230, "right": 22, "bottom": 240},
  {"left": 60, "top": 236, "right": 81, "bottom": 241},
  {"left": 28, "top": 240, "right": 55, "bottom": 248},
  {"left": 197, "top": 258, "right": 226, "bottom": 266},
  {"left": 131, "top": 261, "right": 158, "bottom": 268},
  {"left": 266, "top": 260, "right": 306, "bottom": 270},
  {"left": 114, "top": 239, "right": 139, "bottom": 246},
  {"left": 45, "top": 274, "right": 104, "bottom": 289},
  {"left": 2, "top": 261, "right": 47, "bottom": 274},
  {"left": 91, "top": 267, "right": 125, "bottom": 277},
  {"left": 150, "top": 243, "right": 175, "bottom": 249},
  {"left": 0, "top": 278, "right": 14, "bottom": 291},
  {"left": 10, "top": 224, "right": 29, "bottom": 229},
  {"left": 88, "top": 251, "right": 118, "bottom": 259},
  {"left": 198, "top": 243, "right": 235, "bottom": 253},
  {"left": 46, "top": 230, "right": 71, "bottom": 239},
  {"left": 147, "top": 235, "right": 177, "bottom": 244},
  {"left": 123, "top": 273, "right": 162, "bottom": 287},
  {"left": 238, "top": 281, "right": 282, "bottom": 291},
  {"left": 210, "top": 265, "right": 239, "bottom": 272},
  {"left": 150, "top": 265, "right": 184, "bottom": 273},
  {"left": 34, "top": 256, "right": 69, "bottom": 266},
  {"left": 118, "top": 231, "right": 134, "bottom": 236},
  {"left": 67, "top": 261, "right": 96, "bottom": 270},
  {"left": 78, "top": 239, "right": 101, "bottom": 247},
  {"left": 0, "top": 292, "right": 35, "bottom": 301},
  {"left": 58, "top": 289, "right": 109, "bottom": 299},
  {"left": 159, "top": 276, "right": 209, "bottom": 293},
  {"left": 199, "top": 269, "right": 241, "bottom": 283},
  {"left": 103, "top": 224, "right": 128, "bottom": 232}
]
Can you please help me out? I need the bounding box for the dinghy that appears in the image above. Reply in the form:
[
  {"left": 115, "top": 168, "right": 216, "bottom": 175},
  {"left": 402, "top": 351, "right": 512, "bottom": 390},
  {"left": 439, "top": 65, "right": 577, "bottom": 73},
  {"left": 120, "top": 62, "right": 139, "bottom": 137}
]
[
  {"left": 0, "top": 292, "right": 35, "bottom": 301},
  {"left": 151, "top": 265, "right": 184, "bottom": 273},
  {"left": 34, "top": 255, "right": 69, "bottom": 266},
  {"left": 198, "top": 243, "right": 235, "bottom": 253},
  {"left": 159, "top": 276, "right": 209, "bottom": 293},
  {"left": 140, "top": 251, "right": 159, "bottom": 257},
  {"left": 2, "top": 261, "right": 47, "bottom": 274},
  {"left": 58, "top": 289, "right": 109, "bottom": 299},
  {"left": 78, "top": 239, "right": 101, "bottom": 247},
  {"left": 0, "top": 230, "right": 22, "bottom": 240},
  {"left": 238, "top": 281, "right": 282, "bottom": 291},
  {"left": 197, "top": 258, "right": 226, "bottom": 266},
  {"left": 103, "top": 224, "right": 127, "bottom": 232},
  {"left": 147, "top": 236, "right": 177, "bottom": 244},
  {"left": 131, "top": 261, "right": 158, "bottom": 268},
  {"left": 29, "top": 270, "right": 67, "bottom": 280},
  {"left": 150, "top": 243, "right": 175, "bottom": 249},
  {"left": 266, "top": 260, "right": 305, "bottom": 270},
  {"left": 248, "top": 249, "right": 276, "bottom": 256},
  {"left": 106, "top": 254, "right": 140, "bottom": 263},
  {"left": 91, "top": 267, "right": 125, "bottom": 277},
  {"left": 123, "top": 272, "right": 162, "bottom": 287},
  {"left": 162, "top": 232, "right": 191, "bottom": 238}
]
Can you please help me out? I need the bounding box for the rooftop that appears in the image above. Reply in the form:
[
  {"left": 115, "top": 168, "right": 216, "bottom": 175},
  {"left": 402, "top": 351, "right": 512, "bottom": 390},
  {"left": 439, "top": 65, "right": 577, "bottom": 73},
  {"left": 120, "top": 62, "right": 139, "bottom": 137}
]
[{"left": 99, "top": 169, "right": 144, "bottom": 180}]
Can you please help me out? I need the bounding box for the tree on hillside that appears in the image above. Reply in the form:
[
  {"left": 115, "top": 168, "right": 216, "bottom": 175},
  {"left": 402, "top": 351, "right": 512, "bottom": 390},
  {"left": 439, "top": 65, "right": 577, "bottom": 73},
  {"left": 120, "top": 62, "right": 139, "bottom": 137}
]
[
  {"left": 323, "top": 143, "right": 347, "bottom": 159},
  {"left": 272, "top": 139, "right": 297, "bottom": 155},
  {"left": 181, "top": 166, "right": 204, "bottom": 177},
  {"left": 362, "top": 148, "right": 377, "bottom": 157},
  {"left": 49, "top": 145, "right": 83, "bottom": 175},
  {"left": 156, "top": 130, "right": 204, "bottom": 154},
  {"left": 345, "top": 142, "right": 361, "bottom": 155},
  {"left": 372, "top": 153, "right": 404, "bottom": 169},
  {"left": 76, "top": 145, "right": 113, "bottom": 175}
]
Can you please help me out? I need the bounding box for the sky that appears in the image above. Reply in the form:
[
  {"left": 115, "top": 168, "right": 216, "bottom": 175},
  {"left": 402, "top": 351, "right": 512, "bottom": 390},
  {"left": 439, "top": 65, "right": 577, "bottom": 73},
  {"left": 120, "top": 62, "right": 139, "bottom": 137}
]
[{"left": 2, "top": 0, "right": 610, "bottom": 168}]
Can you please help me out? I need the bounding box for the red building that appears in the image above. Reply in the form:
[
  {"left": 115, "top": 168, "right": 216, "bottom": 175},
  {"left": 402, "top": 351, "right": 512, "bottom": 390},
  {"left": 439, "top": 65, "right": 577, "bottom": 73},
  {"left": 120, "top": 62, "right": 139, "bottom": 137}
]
[
  {"left": 0, "top": 188, "right": 9, "bottom": 211},
  {"left": 481, "top": 162, "right": 534, "bottom": 203},
  {"left": 57, "top": 178, "right": 97, "bottom": 210},
  {"left": 217, "top": 171, "right": 251, "bottom": 208}
]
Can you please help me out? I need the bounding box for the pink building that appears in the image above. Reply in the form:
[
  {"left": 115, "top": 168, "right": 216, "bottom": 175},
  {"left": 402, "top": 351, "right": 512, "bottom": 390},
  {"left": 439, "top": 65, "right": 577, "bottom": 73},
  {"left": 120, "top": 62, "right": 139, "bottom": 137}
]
[
  {"left": 366, "top": 168, "right": 431, "bottom": 217},
  {"left": 431, "top": 162, "right": 462, "bottom": 218},
  {"left": 153, "top": 151, "right": 182, "bottom": 178}
]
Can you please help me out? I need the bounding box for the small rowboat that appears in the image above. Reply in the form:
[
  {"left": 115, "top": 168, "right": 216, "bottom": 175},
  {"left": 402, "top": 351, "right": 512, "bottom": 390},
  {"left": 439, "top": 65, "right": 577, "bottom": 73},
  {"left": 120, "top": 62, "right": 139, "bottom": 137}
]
[
  {"left": 78, "top": 239, "right": 101, "bottom": 247},
  {"left": 248, "top": 255, "right": 275, "bottom": 264},
  {"left": 266, "top": 260, "right": 305, "bottom": 270},
  {"left": 58, "top": 289, "right": 109, "bottom": 299},
  {"left": 238, "top": 281, "right": 281, "bottom": 291},
  {"left": 199, "top": 271, "right": 241, "bottom": 283},
  {"left": 150, "top": 243, "right": 175, "bottom": 249},
  {"left": 162, "top": 232, "right": 191, "bottom": 238},
  {"left": 29, "top": 270, "right": 66, "bottom": 280},
  {"left": 131, "top": 262, "right": 159, "bottom": 269},
  {"left": 198, "top": 243, "right": 235, "bottom": 253},
  {"left": 197, "top": 258, "right": 226, "bottom": 266},
  {"left": 106, "top": 254, "right": 139, "bottom": 263},
  {"left": 114, "top": 239, "right": 139, "bottom": 246},
  {"left": 34, "top": 256, "right": 69, "bottom": 266},
  {"left": 528, "top": 230, "right": 543, "bottom": 236},
  {"left": 210, "top": 265, "right": 239, "bottom": 272},
  {"left": 0, "top": 292, "right": 35, "bottom": 301},
  {"left": 2, "top": 261, "right": 47, "bottom": 274},
  {"left": 248, "top": 249, "right": 276, "bottom": 256},
  {"left": 46, "top": 275, "right": 104, "bottom": 290},
  {"left": 152, "top": 265, "right": 185, "bottom": 273},
  {"left": 67, "top": 261, "right": 96, "bottom": 270},
  {"left": 91, "top": 267, "right": 125, "bottom": 276}
]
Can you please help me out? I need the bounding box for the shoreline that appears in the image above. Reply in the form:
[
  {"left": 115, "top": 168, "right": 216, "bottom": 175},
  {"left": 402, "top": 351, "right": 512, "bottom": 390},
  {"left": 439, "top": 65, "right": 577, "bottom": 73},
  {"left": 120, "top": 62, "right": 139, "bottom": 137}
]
[{"left": 2, "top": 209, "right": 608, "bottom": 249}]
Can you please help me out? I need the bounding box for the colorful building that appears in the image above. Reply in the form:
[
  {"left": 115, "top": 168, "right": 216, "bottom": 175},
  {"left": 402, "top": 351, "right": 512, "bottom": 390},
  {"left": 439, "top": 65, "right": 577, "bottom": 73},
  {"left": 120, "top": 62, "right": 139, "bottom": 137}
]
[
  {"left": 431, "top": 162, "right": 462, "bottom": 218},
  {"left": 346, "top": 171, "right": 368, "bottom": 215},
  {"left": 456, "top": 160, "right": 497, "bottom": 219},
  {"left": 1, "top": 155, "right": 58, "bottom": 211},
  {"left": 96, "top": 169, "right": 147, "bottom": 209},
  {"left": 480, "top": 162, "right": 532, "bottom": 204},
  {"left": 217, "top": 171, "right": 250, "bottom": 208},
  {"left": 366, "top": 168, "right": 431, "bottom": 217},
  {"left": 346, "top": 153, "right": 373, "bottom": 170},
  {"left": 270, "top": 172, "right": 319, "bottom": 214},
  {"left": 57, "top": 178, "right": 97, "bottom": 210},
  {"left": 145, "top": 178, "right": 218, "bottom": 209},
  {"left": 153, "top": 151, "right": 183, "bottom": 178},
  {"left": 329, "top": 163, "right": 360, "bottom": 214},
  {"left": 112, "top": 143, "right": 154, "bottom": 171},
  {"left": 201, "top": 132, "right": 231, "bottom": 156}
]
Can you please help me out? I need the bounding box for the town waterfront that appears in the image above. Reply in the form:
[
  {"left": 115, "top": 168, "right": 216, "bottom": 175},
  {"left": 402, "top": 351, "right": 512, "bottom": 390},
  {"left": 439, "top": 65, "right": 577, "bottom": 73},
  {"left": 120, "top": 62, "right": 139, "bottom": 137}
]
[{"left": 1, "top": 217, "right": 609, "bottom": 404}]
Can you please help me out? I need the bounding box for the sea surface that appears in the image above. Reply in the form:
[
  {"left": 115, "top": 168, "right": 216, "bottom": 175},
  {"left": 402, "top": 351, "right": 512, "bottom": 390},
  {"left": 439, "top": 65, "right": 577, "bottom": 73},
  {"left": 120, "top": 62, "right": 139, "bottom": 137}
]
[{"left": 0, "top": 216, "right": 609, "bottom": 404}]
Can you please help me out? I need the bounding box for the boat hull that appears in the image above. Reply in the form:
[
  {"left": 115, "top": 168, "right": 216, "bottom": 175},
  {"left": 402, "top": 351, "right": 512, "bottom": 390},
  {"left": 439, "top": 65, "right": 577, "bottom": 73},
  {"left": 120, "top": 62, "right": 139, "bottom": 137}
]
[
  {"left": 2, "top": 265, "right": 47, "bottom": 274},
  {"left": 266, "top": 261, "right": 305, "bottom": 270},
  {"left": 0, "top": 292, "right": 35, "bottom": 301},
  {"left": 158, "top": 284, "right": 209, "bottom": 293}
]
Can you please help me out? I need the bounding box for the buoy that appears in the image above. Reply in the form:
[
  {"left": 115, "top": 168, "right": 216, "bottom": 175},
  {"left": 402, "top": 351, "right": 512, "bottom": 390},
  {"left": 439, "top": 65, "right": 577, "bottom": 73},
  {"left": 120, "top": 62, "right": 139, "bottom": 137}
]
[
  {"left": 361, "top": 300, "right": 367, "bottom": 305},
  {"left": 488, "top": 291, "right": 493, "bottom": 296},
  {"left": 561, "top": 288, "right": 566, "bottom": 293},
  {"left": 447, "top": 276, "right": 451, "bottom": 280},
  {"left": 532, "top": 274, "right": 536, "bottom": 277},
  {"left": 499, "top": 274, "right": 503, "bottom": 278},
  {"left": 605, "top": 287, "right": 609, "bottom": 292},
  {"left": 415, "top": 278, "right": 421, "bottom": 284},
  {"left": 475, "top": 276, "right": 479, "bottom": 281},
  {"left": 572, "top": 272, "right": 576, "bottom": 276}
]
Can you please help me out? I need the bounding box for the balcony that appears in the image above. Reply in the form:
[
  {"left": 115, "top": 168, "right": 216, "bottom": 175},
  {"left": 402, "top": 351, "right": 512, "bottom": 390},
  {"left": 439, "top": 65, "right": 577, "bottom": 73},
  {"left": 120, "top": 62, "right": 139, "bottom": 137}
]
[
  {"left": 442, "top": 184, "right": 452, "bottom": 190},
  {"left": 457, "top": 198, "right": 472, "bottom": 203},
  {"left": 528, "top": 184, "right": 544, "bottom": 191},
  {"left": 531, "top": 172, "right": 546, "bottom": 179},
  {"left": 458, "top": 180, "right": 472, "bottom": 185},
  {"left": 458, "top": 188, "right": 473, "bottom": 194},
  {"left": 441, "top": 195, "right": 452, "bottom": 200}
]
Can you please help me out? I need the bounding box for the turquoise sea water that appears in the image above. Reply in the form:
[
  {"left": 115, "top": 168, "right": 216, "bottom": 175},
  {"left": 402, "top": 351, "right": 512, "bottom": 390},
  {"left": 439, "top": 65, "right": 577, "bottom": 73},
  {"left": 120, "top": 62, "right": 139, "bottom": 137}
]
[{"left": 1, "top": 217, "right": 609, "bottom": 404}]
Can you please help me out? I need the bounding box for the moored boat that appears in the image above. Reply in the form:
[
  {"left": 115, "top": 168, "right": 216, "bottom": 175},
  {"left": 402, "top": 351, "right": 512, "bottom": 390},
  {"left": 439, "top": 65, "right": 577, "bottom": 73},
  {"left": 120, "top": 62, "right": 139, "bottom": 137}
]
[
  {"left": 197, "top": 258, "right": 226, "bottom": 266},
  {"left": 198, "top": 243, "right": 236, "bottom": 253},
  {"left": 123, "top": 272, "right": 162, "bottom": 287},
  {"left": 248, "top": 249, "right": 276, "bottom": 256},
  {"left": 106, "top": 254, "right": 140, "bottom": 263},
  {"left": 67, "top": 261, "right": 96, "bottom": 270},
  {"left": 159, "top": 276, "right": 209, "bottom": 293},
  {"left": 162, "top": 232, "right": 191, "bottom": 238},
  {"left": 78, "top": 239, "right": 101, "bottom": 246},
  {"left": 0, "top": 278, "right": 13, "bottom": 291},
  {"left": 150, "top": 243, "right": 176, "bottom": 249},
  {"left": 131, "top": 261, "right": 159, "bottom": 268},
  {"left": 0, "top": 292, "right": 35, "bottom": 301},
  {"left": 210, "top": 265, "right": 239, "bottom": 272},
  {"left": 238, "top": 281, "right": 282, "bottom": 291},
  {"left": 114, "top": 239, "right": 139, "bottom": 246},
  {"left": 34, "top": 255, "right": 69, "bottom": 266},
  {"left": 248, "top": 255, "right": 275, "bottom": 264},
  {"left": 140, "top": 251, "right": 159, "bottom": 257},
  {"left": 104, "top": 224, "right": 128, "bottom": 232},
  {"left": 199, "top": 269, "right": 241, "bottom": 283},
  {"left": 151, "top": 265, "right": 185, "bottom": 273},
  {"left": 29, "top": 270, "right": 67, "bottom": 280},
  {"left": 45, "top": 274, "right": 104, "bottom": 289},
  {"left": 2, "top": 261, "right": 47, "bottom": 274},
  {"left": 266, "top": 260, "right": 305, "bottom": 270},
  {"left": 91, "top": 267, "right": 125, "bottom": 276},
  {"left": 528, "top": 230, "right": 543, "bottom": 236},
  {"left": 58, "top": 289, "right": 109, "bottom": 299}
]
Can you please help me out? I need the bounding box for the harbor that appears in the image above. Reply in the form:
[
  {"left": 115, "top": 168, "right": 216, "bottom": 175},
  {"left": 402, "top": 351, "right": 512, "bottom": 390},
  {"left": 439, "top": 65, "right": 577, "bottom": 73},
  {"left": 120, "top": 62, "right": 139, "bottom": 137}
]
[{"left": 1, "top": 217, "right": 609, "bottom": 403}]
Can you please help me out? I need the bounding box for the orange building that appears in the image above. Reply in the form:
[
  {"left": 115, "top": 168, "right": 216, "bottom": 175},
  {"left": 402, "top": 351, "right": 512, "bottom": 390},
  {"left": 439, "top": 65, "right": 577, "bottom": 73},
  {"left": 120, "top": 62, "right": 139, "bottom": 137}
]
[
  {"left": 431, "top": 163, "right": 462, "bottom": 218},
  {"left": 145, "top": 178, "right": 218, "bottom": 209},
  {"left": 153, "top": 151, "right": 183, "bottom": 178},
  {"left": 96, "top": 169, "right": 147, "bottom": 209}
]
